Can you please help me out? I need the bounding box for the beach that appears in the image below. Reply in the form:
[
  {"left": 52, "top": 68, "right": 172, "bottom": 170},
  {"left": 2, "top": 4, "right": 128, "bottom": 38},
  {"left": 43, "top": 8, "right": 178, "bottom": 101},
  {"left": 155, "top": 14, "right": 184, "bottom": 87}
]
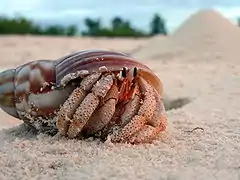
[{"left": 0, "top": 10, "right": 239, "bottom": 180}]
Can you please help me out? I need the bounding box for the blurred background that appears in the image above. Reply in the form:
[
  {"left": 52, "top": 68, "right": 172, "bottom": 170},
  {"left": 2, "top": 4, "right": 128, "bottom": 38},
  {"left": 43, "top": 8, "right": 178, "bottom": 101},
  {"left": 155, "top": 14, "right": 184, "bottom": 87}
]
[{"left": 0, "top": 0, "right": 240, "bottom": 37}]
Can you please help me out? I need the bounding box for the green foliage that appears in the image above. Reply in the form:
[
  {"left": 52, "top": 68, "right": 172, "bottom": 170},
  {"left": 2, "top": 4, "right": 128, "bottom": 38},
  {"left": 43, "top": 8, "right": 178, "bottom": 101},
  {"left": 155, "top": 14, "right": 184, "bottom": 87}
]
[
  {"left": 66, "top": 25, "right": 78, "bottom": 36},
  {"left": 0, "top": 16, "right": 37, "bottom": 34},
  {"left": 237, "top": 17, "right": 240, "bottom": 27},
  {"left": 0, "top": 13, "right": 168, "bottom": 37},
  {"left": 43, "top": 25, "right": 65, "bottom": 35},
  {"left": 150, "top": 13, "right": 167, "bottom": 36},
  {"left": 81, "top": 18, "right": 102, "bottom": 36},
  {"left": 82, "top": 16, "right": 148, "bottom": 37},
  {"left": 0, "top": 15, "right": 78, "bottom": 36}
]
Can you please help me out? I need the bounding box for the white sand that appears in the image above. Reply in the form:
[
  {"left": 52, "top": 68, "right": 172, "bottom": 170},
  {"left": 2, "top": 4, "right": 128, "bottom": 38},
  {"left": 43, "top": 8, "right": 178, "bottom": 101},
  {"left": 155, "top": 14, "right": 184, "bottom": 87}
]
[
  {"left": 0, "top": 9, "right": 240, "bottom": 180},
  {"left": 132, "top": 9, "right": 240, "bottom": 63}
]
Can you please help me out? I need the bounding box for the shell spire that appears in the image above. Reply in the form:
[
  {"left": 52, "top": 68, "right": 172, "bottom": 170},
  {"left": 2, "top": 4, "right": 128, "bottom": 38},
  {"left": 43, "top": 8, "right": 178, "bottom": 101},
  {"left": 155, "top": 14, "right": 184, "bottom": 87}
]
[{"left": 0, "top": 68, "right": 18, "bottom": 118}]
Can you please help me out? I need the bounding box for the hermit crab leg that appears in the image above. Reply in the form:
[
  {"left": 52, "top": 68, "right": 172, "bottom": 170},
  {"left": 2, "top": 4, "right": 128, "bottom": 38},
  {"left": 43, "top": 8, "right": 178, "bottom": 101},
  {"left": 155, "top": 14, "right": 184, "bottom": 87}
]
[
  {"left": 119, "top": 84, "right": 141, "bottom": 127},
  {"left": 56, "top": 72, "right": 102, "bottom": 136},
  {"left": 129, "top": 90, "right": 167, "bottom": 144},
  {"left": 83, "top": 84, "right": 119, "bottom": 136},
  {"left": 149, "top": 89, "right": 167, "bottom": 130},
  {"left": 110, "top": 76, "right": 157, "bottom": 143},
  {"left": 67, "top": 74, "right": 114, "bottom": 138},
  {"left": 118, "top": 67, "right": 137, "bottom": 102}
]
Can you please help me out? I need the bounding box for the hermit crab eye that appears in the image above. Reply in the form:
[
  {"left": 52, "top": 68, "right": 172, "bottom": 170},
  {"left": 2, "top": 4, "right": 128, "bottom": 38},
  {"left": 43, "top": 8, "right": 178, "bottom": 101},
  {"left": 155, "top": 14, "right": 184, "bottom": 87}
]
[
  {"left": 121, "top": 67, "right": 127, "bottom": 78},
  {"left": 133, "top": 67, "right": 137, "bottom": 77}
]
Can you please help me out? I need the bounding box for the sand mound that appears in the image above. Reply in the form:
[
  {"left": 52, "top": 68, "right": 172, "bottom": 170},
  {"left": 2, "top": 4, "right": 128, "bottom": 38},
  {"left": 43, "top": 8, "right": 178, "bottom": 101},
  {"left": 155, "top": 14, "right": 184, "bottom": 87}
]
[
  {"left": 173, "top": 9, "right": 240, "bottom": 60},
  {"left": 132, "top": 9, "right": 240, "bottom": 62}
]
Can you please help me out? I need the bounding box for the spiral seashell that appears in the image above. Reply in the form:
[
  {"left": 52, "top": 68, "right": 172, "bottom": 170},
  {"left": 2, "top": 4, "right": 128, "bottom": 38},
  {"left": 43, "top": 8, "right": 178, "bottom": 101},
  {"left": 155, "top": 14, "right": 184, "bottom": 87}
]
[{"left": 0, "top": 50, "right": 163, "bottom": 134}]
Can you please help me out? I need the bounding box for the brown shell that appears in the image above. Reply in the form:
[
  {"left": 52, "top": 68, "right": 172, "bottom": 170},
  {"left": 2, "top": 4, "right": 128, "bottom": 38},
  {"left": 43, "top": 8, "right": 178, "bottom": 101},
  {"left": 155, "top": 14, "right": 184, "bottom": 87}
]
[{"left": 55, "top": 50, "right": 163, "bottom": 95}]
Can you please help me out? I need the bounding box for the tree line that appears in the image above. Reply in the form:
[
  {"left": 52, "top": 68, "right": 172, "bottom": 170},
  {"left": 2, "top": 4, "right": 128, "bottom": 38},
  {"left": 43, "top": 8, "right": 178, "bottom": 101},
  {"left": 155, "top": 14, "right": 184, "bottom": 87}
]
[{"left": 0, "top": 13, "right": 167, "bottom": 37}]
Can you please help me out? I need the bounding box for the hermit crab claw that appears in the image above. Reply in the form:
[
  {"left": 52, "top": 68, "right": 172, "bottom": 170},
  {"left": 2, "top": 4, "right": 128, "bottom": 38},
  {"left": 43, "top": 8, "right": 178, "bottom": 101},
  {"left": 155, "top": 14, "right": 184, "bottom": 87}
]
[{"left": 0, "top": 50, "right": 167, "bottom": 144}]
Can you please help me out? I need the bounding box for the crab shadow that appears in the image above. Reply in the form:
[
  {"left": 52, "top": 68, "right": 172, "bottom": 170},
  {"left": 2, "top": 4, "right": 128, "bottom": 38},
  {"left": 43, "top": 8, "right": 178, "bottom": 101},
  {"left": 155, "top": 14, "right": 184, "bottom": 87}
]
[
  {"left": 0, "top": 123, "right": 39, "bottom": 142},
  {"left": 163, "top": 96, "right": 192, "bottom": 111}
]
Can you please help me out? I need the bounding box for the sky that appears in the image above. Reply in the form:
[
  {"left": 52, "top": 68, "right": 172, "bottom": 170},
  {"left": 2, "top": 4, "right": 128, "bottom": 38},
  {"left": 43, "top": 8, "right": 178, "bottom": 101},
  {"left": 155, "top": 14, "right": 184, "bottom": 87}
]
[{"left": 1, "top": 0, "right": 240, "bottom": 33}]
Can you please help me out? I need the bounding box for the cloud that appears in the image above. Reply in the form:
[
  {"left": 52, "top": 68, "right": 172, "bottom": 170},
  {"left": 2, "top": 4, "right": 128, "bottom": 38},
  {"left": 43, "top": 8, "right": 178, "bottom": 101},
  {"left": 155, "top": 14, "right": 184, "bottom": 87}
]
[
  {"left": 0, "top": 0, "right": 41, "bottom": 15},
  {"left": 214, "top": 6, "right": 240, "bottom": 20}
]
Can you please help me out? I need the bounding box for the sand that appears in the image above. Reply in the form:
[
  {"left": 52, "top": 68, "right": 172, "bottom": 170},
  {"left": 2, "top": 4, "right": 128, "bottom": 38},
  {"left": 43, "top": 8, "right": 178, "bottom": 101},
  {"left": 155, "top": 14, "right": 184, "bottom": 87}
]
[
  {"left": 0, "top": 9, "right": 240, "bottom": 180},
  {"left": 132, "top": 10, "right": 240, "bottom": 63}
]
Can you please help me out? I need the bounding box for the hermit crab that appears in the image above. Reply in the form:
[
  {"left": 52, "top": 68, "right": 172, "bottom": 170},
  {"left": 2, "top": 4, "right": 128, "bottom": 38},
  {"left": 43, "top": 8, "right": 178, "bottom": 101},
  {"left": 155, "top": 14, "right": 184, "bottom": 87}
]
[{"left": 0, "top": 50, "right": 167, "bottom": 144}]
